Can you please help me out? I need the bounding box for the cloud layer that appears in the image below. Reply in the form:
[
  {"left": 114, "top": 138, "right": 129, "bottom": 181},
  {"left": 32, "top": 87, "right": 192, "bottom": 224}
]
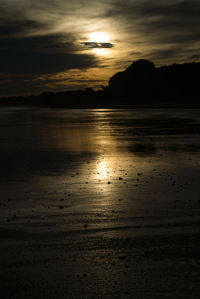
[
  {"left": 0, "top": 0, "right": 199, "bottom": 96},
  {"left": 81, "top": 42, "right": 114, "bottom": 49}
]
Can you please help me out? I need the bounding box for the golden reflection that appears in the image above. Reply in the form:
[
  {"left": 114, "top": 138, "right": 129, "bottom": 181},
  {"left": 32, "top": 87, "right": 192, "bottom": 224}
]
[
  {"left": 97, "top": 160, "right": 109, "bottom": 180},
  {"left": 38, "top": 109, "right": 118, "bottom": 154}
]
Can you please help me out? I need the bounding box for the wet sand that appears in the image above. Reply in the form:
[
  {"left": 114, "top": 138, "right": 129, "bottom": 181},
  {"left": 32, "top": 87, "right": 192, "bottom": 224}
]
[{"left": 0, "top": 108, "right": 200, "bottom": 298}]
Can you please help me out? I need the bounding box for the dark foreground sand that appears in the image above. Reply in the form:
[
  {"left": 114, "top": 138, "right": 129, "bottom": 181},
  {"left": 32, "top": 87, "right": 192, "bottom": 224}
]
[{"left": 0, "top": 108, "right": 200, "bottom": 298}]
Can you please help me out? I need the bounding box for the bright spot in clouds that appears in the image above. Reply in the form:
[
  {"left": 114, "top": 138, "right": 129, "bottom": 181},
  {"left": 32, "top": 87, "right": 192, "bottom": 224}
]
[
  {"left": 89, "top": 32, "right": 110, "bottom": 43},
  {"left": 93, "top": 48, "right": 106, "bottom": 55}
]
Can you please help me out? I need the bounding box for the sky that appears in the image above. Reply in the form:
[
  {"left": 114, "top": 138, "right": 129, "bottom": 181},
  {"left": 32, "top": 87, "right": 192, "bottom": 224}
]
[{"left": 0, "top": 0, "right": 200, "bottom": 97}]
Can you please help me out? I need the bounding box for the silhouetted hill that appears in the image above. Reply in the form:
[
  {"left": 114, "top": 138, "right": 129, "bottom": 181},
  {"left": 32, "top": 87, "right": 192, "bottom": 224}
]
[
  {"left": 106, "top": 59, "right": 200, "bottom": 106},
  {"left": 0, "top": 59, "right": 200, "bottom": 108}
]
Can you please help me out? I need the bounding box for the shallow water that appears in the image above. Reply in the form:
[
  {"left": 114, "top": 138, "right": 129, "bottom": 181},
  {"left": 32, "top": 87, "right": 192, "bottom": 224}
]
[
  {"left": 1, "top": 108, "right": 200, "bottom": 298},
  {"left": 1, "top": 107, "right": 200, "bottom": 231}
]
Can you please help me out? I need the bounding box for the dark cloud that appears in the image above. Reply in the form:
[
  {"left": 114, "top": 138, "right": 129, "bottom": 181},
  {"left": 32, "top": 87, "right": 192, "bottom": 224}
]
[
  {"left": 146, "top": 48, "right": 187, "bottom": 62},
  {"left": 111, "top": 0, "right": 200, "bottom": 22},
  {"left": 141, "top": 1, "right": 199, "bottom": 20},
  {"left": 108, "top": 0, "right": 200, "bottom": 60},
  {"left": 0, "top": 49, "right": 98, "bottom": 74},
  {"left": 0, "top": 24, "right": 99, "bottom": 75},
  {"left": 188, "top": 54, "right": 200, "bottom": 61},
  {"left": 0, "top": 18, "right": 100, "bottom": 95},
  {"left": 81, "top": 42, "right": 114, "bottom": 49},
  {"left": 0, "top": 32, "right": 77, "bottom": 51},
  {"left": 0, "top": 73, "right": 107, "bottom": 97},
  {"left": 0, "top": 20, "right": 44, "bottom": 37},
  {"left": 0, "top": 74, "right": 49, "bottom": 97}
]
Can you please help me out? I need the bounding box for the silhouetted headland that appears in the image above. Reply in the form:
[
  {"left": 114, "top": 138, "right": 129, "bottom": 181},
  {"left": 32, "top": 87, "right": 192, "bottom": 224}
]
[{"left": 1, "top": 59, "right": 200, "bottom": 108}]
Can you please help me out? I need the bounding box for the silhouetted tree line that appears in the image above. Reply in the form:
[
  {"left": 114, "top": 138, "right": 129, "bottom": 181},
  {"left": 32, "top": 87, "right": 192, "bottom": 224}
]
[{"left": 0, "top": 59, "right": 199, "bottom": 108}]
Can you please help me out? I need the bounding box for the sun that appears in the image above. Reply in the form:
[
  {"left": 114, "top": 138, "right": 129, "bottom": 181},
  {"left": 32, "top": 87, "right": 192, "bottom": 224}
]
[{"left": 89, "top": 32, "right": 109, "bottom": 43}]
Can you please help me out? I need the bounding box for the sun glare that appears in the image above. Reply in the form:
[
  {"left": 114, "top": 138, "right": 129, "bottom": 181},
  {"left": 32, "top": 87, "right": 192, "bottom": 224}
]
[
  {"left": 97, "top": 160, "right": 109, "bottom": 179},
  {"left": 92, "top": 48, "right": 106, "bottom": 55},
  {"left": 89, "top": 32, "right": 109, "bottom": 43}
]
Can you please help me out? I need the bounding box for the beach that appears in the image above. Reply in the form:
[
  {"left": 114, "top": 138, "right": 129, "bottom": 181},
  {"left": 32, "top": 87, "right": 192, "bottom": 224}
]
[{"left": 0, "top": 108, "right": 200, "bottom": 298}]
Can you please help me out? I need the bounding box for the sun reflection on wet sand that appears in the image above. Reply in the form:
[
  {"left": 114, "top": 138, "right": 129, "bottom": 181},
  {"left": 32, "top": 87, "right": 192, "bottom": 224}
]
[
  {"left": 97, "top": 159, "right": 109, "bottom": 180},
  {"left": 1, "top": 108, "right": 200, "bottom": 299},
  {"left": 1, "top": 108, "right": 200, "bottom": 222}
]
